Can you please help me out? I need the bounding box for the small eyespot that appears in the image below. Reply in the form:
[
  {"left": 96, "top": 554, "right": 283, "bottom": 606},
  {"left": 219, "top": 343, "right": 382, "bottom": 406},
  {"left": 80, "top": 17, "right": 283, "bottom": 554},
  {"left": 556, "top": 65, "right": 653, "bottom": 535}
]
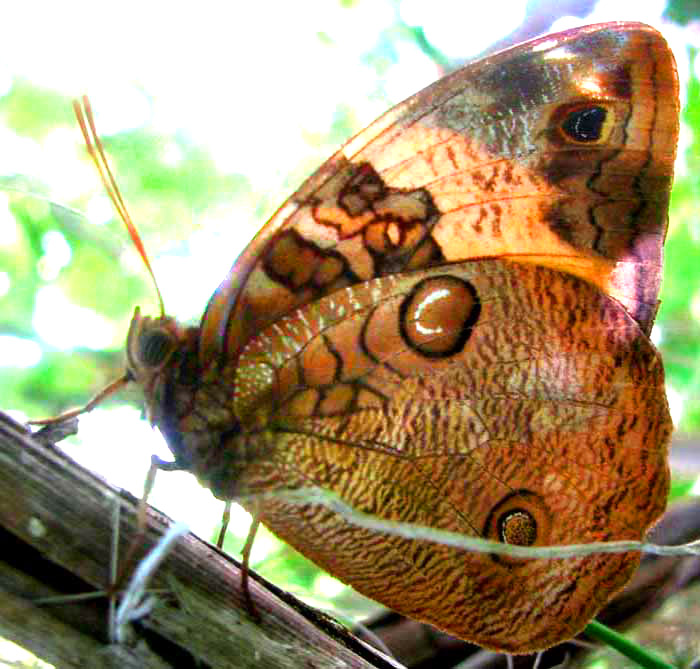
[
  {"left": 139, "top": 329, "right": 173, "bottom": 368},
  {"left": 498, "top": 510, "right": 537, "bottom": 546},
  {"left": 560, "top": 105, "right": 607, "bottom": 143},
  {"left": 483, "top": 489, "right": 552, "bottom": 567}
]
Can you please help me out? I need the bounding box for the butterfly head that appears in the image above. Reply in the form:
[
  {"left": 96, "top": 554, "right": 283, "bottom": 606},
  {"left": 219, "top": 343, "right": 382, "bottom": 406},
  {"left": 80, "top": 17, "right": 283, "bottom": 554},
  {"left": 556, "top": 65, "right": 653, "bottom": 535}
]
[
  {"left": 126, "top": 307, "right": 181, "bottom": 378},
  {"left": 124, "top": 307, "right": 198, "bottom": 427}
]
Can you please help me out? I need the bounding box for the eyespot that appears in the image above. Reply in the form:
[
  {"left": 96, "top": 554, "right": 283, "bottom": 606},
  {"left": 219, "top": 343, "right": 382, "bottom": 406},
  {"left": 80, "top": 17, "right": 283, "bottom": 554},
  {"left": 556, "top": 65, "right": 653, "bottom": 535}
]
[
  {"left": 139, "top": 329, "right": 174, "bottom": 368},
  {"left": 483, "top": 490, "right": 552, "bottom": 567},
  {"left": 498, "top": 510, "right": 537, "bottom": 546},
  {"left": 400, "top": 275, "right": 481, "bottom": 358},
  {"left": 552, "top": 103, "right": 614, "bottom": 145},
  {"left": 561, "top": 106, "right": 606, "bottom": 142}
]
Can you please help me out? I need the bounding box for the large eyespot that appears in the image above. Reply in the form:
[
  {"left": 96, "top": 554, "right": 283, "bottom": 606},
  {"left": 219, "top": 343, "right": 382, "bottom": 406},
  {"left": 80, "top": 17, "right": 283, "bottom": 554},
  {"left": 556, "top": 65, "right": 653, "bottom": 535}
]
[
  {"left": 139, "top": 328, "right": 175, "bottom": 368},
  {"left": 483, "top": 490, "right": 552, "bottom": 567},
  {"left": 400, "top": 275, "right": 481, "bottom": 358},
  {"left": 551, "top": 103, "right": 614, "bottom": 145}
]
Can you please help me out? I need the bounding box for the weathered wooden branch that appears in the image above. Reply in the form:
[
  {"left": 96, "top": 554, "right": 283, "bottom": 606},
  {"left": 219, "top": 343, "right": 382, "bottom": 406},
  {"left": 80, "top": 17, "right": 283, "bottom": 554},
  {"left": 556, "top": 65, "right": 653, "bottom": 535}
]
[
  {"left": 3, "top": 408, "right": 700, "bottom": 669},
  {"left": 0, "top": 411, "right": 400, "bottom": 669}
]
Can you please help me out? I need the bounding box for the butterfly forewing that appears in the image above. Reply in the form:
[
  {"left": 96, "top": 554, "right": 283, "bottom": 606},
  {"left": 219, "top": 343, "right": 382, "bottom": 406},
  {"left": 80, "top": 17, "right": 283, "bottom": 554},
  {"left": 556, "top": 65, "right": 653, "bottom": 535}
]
[{"left": 200, "top": 21, "right": 678, "bottom": 369}]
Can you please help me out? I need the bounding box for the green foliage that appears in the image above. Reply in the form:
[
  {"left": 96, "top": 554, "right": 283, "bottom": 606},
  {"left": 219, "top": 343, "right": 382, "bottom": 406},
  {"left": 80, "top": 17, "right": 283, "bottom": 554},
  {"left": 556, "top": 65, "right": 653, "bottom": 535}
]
[
  {"left": 0, "top": 81, "right": 72, "bottom": 139},
  {"left": 669, "top": 475, "right": 697, "bottom": 501},
  {"left": 658, "top": 64, "right": 700, "bottom": 434},
  {"left": 665, "top": 0, "right": 700, "bottom": 24}
]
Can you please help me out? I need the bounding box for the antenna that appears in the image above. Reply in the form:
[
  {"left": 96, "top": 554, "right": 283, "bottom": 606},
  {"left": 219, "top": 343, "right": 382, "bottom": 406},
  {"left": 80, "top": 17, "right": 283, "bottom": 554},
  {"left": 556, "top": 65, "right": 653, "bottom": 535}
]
[
  {"left": 31, "top": 98, "right": 164, "bottom": 425},
  {"left": 73, "top": 96, "right": 165, "bottom": 318}
]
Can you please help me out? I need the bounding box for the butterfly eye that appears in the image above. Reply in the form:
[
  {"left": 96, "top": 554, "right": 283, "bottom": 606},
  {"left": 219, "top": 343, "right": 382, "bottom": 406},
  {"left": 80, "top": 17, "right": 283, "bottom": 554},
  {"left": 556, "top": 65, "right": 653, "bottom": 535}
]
[
  {"left": 139, "top": 329, "right": 175, "bottom": 368},
  {"left": 557, "top": 104, "right": 611, "bottom": 144}
]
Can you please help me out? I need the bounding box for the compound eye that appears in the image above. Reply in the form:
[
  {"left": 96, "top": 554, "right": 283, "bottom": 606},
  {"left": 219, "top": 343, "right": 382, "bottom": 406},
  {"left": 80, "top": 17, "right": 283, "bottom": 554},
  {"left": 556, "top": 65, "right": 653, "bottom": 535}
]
[{"left": 139, "top": 329, "right": 174, "bottom": 368}]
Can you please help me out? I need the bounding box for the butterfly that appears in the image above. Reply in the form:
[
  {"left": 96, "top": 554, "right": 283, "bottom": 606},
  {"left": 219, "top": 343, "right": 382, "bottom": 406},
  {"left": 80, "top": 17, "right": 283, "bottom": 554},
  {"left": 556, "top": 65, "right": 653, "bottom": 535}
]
[{"left": 54, "top": 21, "right": 679, "bottom": 653}]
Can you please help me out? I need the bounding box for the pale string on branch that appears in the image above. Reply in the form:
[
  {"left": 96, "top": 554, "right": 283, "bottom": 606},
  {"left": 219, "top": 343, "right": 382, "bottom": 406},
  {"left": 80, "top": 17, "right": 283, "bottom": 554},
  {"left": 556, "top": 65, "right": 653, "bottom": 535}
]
[
  {"left": 237, "top": 487, "right": 700, "bottom": 560},
  {"left": 111, "top": 520, "right": 190, "bottom": 643}
]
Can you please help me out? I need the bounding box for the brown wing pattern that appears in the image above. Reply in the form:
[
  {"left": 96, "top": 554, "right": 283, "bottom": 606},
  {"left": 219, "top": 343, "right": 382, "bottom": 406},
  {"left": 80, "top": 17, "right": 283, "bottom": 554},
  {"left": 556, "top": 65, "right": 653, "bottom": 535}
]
[
  {"left": 199, "top": 21, "right": 678, "bottom": 368},
  {"left": 189, "top": 260, "right": 671, "bottom": 652}
]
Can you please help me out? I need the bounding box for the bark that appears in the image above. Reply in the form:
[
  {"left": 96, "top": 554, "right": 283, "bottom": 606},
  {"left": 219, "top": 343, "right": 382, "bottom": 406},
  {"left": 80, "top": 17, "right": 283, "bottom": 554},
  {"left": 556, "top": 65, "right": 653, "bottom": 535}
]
[
  {"left": 2, "top": 409, "right": 699, "bottom": 669},
  {"left": 0, "top": 411, "right": 399, "bottom": 669}
]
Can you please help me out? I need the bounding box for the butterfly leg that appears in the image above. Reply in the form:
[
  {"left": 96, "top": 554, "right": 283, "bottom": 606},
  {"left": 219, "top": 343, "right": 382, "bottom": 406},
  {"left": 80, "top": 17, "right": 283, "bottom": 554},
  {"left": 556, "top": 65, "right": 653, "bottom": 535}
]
[
  {"left": 241, "top": 506, "right": 262, "bottom": 621},
  {"left": 217, "top": 501, "right": 232, "bottom": 549},
  {"left": 28, "top": 374, "right": 130, "bottom": 426},
  {"left": 112, "top": 454, "right": 182, "bottom": 590}
]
